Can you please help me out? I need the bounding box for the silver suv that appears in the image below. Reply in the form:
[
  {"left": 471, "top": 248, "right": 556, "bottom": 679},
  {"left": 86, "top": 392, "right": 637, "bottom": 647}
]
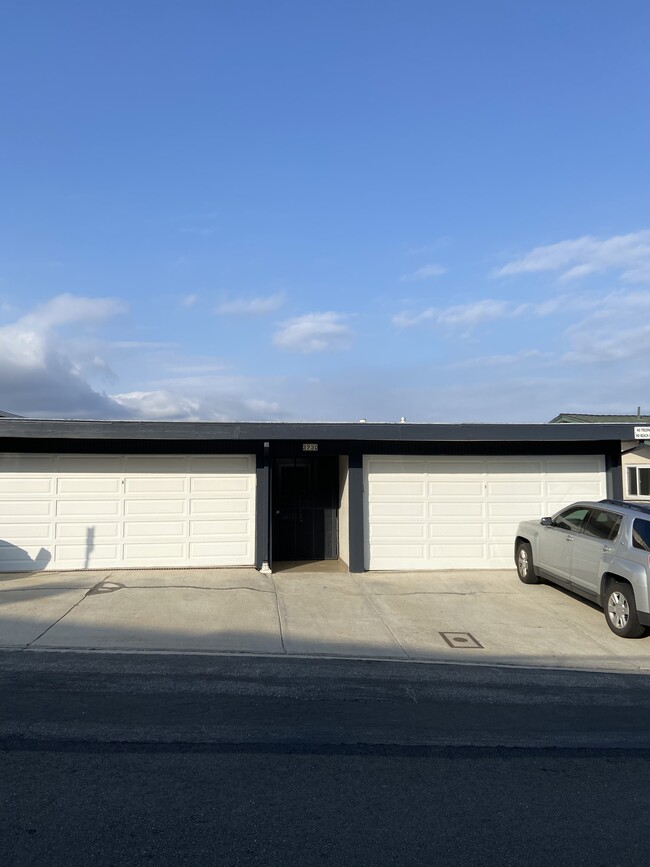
[{"left": 515, "top": 500, "right": 650, "bottom": 638}]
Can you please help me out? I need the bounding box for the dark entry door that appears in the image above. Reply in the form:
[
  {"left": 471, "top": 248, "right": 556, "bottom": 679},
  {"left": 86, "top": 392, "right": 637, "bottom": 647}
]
[{"left": 272, "top": 456, "right": 339, "bottom": 561}]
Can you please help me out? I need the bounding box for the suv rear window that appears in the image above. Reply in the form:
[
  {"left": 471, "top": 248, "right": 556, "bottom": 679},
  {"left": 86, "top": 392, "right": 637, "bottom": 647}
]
[{"left": 632, "top": 519, "right": 650, "bottom": 551}]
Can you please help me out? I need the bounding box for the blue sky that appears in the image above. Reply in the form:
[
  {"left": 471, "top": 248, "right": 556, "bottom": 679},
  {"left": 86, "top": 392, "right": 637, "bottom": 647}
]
[{"left": 1, "top": 0, "right": 649, "bottom": 422}]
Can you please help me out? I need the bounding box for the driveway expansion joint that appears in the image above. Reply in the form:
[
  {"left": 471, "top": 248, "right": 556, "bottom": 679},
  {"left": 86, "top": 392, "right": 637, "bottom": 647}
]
[{"left": 353, "top": 575, "right": 411, "bottom": 660}]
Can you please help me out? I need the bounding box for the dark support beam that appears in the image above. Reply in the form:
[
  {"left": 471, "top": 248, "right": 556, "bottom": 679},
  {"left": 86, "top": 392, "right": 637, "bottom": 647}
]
[
  {"left": 255, "top": 443, "right": 271, "bottom": 571},
  {"left": 348, "top": 450, "right": 365, "bottom": 573},
  {"left": 605, "top": 450, "right": 623, "bottom": 500}
]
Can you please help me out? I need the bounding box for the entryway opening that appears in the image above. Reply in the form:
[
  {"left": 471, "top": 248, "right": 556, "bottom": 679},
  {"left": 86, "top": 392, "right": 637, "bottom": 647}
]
[{"left": 271, "top": 455, "right": 340, "bottom": 565}]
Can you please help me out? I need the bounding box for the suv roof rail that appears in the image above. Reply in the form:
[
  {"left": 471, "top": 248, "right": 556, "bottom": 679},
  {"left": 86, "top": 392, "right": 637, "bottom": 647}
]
[{"left": 599, "top": 499, "right": 650, "bottom": 516}]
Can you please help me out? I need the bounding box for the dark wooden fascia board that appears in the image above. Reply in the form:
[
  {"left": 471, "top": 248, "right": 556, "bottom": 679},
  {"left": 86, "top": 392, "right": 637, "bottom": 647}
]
[{"left": 0, "top": 418, "right": 638, "bottom": 443}]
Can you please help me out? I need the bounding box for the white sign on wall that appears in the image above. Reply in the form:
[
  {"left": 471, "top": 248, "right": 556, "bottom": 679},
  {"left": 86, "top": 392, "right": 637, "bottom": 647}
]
[{"left": 634, "top": 426, "right": 650, "bottom": 440}]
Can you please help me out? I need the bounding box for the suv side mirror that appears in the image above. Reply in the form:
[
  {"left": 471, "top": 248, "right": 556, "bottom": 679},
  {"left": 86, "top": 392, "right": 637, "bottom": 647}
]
[{"left": 540, "top": 517, "right": 553, "bottom": 526}]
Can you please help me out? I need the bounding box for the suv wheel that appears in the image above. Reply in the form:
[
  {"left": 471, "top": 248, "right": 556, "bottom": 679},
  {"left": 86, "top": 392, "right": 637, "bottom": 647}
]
[
  {"left": 604, "top": 581, "right": 647, "bottom": 639},
  {"left": 516, "top": 541, "right": 540, "bottom": 585}
]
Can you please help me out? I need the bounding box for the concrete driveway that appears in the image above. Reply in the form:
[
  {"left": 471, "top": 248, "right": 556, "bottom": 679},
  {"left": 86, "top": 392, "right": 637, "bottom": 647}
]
[{"left": 2, "top": 567, "right": 650, "bottom": 673}]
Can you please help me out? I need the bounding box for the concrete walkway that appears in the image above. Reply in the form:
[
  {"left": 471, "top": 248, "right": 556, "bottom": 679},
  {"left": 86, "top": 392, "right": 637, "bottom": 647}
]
[{"left": 3, "top": 567, "right": 650, "bottom": 673}]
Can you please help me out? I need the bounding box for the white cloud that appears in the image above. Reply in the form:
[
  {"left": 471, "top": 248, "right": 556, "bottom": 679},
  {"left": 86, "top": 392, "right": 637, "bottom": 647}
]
[
  {"left": 400, "top": 263, "right": 447, "bottom": 282},
  {"left": 493, "top": 230, "right": 650, "bottom": 283},
  {"left": 181, "top": 293, "right": 199, "bottom": 307},
  {"left": 215, "top": 292, "right": 286, "bottom": 315},
  {"left": 273, "top": 312, "right": 353, "bottom": 353},
  {"left": 393, "top": 299, "right": 510, "bottom": 329},
  {"left": 24, "top": 293, "right": 127, "bottom": 328},
  {"left": 111, "top": 387, "right": 285, "bottom": 422},
  {"left": 111, "top": 391, "right": 202, "bottom": 420},
  {"left": 0, "top": 294, "right": 129, "bottom": 418}
]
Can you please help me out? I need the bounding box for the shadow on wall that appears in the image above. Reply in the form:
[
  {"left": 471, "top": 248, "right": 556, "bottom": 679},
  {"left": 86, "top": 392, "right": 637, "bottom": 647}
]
[{"left": 0, "top": 541, "right": 52, "bottom": 574}]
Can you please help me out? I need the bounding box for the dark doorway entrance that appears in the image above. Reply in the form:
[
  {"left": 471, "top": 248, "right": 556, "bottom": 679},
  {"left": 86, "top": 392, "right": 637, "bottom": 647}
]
[{"left": 272, "top": 456, "right": 339, "bottom": 561}]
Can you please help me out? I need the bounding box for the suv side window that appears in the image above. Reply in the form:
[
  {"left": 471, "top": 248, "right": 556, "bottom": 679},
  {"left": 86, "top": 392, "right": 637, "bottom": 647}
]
[
  {"left": 553, "top": 506, "right": 590, "bottom": 533},
  {"left": 584, "top": 509, "right": 621, "bottom": 541},
  {"left": 632, "top": 519, "right": 650, "bottom": 551}
]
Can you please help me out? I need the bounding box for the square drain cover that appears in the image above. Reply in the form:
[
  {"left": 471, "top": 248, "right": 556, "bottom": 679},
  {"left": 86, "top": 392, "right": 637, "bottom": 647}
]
[{"left": 440, "top": 631, "right": 483, "bottom": 649}]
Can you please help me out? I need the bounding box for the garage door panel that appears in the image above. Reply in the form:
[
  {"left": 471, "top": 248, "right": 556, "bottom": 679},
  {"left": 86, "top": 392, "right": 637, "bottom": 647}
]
[
  {"left": 547, "top": 480, "right": 602, "bottom": 497},
  {"left": 0, "top": 477, "right": 53, "bottom": 495},
  {"left": 371, "top": 480, "right": 424, "bottom": 497},
  {"left": 189, "top": 519, "right": 250, "bottom": 536},
  {"left": 488, "top": 480, "right": 543, "bottom": 496},
  {"left": 429, "top": 543, "right": 486, "bottom": 560},
  {"left": 125, "top": 499, "right": 186, "bottom": 516},
  {"left": 0, "top": 500, "right": 52, "bottom": 516},
  {"left": 372, "top": 543, "right": 427, "bottom": 560},
  {"left": 57, "top": 500, "right": 121, "bottom": 516},
  {"left": 125, "top": 477, "right": 187, "bottom": 494},
  {"left": 428, "top": 502, "right": 484, "bottom": 517},
  {"left": 0, "top": 453, "right": 255, "bottom": 571},
  {"left": 370, "top": 502, "right": 425, "bottom": 518},
  {"left": 55, "top": 544, "right": 121, "bottom": 564},
  {"left": 488, "top": 501, "right": 545, "bottom": 517},
  {"left": 429, "top": 523, "right": 484, "bottom": 538},
  {"left": 190, "top": 541, "right": 251, "bottom": 557},
  {"left": 428, "top": 480, "right": 483, "bottom": 497},
  {"left": 371, "top": 523, "right": 426, "bottom": 539},
  {"left": 191, "top": 457, "right": 252, "bottom": 474},
  {"left": 124, "top": 521, "right": 186, "bottom": 538},
  {"left": 190, "top": 477, "right": 250, "bottom": 493},
  {"left": 366, "top": 454, "right": 606, "bottom": 570},
  {"left": 56, "top": 522, "right": 120, "bottom": 540},
  {"left": 57, "top": 478, "right": 121, "bottom": 494},
  {"left": 190, "top": 499, "right": 250, "bottom": 514},
  {"left": 124, "top": 543, "right": 187, "bottom": 560},
  {"left": 546, "top": 458, "right": 603, "bottom": 473},
  {"left": 0, "top": 523, "right": 51, "bottom": 541}
]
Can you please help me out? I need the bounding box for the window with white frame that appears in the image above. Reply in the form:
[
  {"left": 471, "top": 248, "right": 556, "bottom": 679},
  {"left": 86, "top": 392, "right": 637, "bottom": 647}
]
[{"left": 626, "top": 465, "right": 650, "bottom": 498}]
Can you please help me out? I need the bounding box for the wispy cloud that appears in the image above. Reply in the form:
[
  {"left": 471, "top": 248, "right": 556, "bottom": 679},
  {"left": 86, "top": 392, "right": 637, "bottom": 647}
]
[
  {"left": 181, "top": 293, "right": 199, "bottom": 308},
  {"left": 273, "top": 312, "right": 353, "bottom": 353},
  {"left": 399, "top": 263, "right": 447, "bottom": 282},
  {"left": 493, "top": 230, "right": 650, "bottom": 283},
  {"left": 215, "top": 292, "right": 286, "bottom": 315},
  {"left": 393, "top": 299, "right": 510, "bottom": 329}
]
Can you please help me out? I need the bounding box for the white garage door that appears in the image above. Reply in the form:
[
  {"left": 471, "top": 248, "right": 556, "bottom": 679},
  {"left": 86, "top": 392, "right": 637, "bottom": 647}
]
[
  {"left": 365, "top": 455, "right": 606, "bottom": 570},
  {"left": 0, "top": 454, "right": 256, "bottom": 571}
]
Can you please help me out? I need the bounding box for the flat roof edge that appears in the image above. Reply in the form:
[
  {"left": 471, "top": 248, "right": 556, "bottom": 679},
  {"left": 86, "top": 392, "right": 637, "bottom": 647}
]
[{"left": 0, "top": 418, "right": 636, "bottom": 443}]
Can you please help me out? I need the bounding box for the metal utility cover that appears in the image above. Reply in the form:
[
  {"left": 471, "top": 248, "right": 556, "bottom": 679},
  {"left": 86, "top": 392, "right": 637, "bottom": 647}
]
[{"left": 440, "top": 631, "right": 483, "bottom": 649}]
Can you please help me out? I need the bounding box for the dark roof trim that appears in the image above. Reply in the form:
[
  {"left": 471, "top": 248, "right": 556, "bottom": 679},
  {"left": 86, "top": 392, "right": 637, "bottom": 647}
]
[{"left": 0, "top": 418, "right": 638, "bottom": 443}]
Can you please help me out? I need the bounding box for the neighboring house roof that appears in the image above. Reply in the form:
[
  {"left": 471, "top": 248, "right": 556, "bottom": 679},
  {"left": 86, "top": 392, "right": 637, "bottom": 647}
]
[
  {"left": 550, "top": 413, "right": 650, "bottom": 424},
  {"left": 0, "top": 410, "right": 22, "bottom": 418}
]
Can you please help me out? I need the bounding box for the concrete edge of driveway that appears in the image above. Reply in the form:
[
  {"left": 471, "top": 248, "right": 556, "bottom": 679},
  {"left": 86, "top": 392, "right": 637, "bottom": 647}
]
[{"left": 1, "top": 645, "right": 647, "bottom": 678}]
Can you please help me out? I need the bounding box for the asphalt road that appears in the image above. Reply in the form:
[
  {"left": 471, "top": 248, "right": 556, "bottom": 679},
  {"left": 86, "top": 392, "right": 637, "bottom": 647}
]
[{"left": 3, "top": 652, "right": 650, "bottom": 866}]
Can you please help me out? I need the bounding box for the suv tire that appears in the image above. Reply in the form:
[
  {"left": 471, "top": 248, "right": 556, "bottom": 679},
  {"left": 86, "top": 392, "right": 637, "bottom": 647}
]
[
  {"left": 604, "top": 581, "right": 647, "bottom": 639},
  {"left": 516, "top": 541, "right": 540, "bottom": 585}
]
